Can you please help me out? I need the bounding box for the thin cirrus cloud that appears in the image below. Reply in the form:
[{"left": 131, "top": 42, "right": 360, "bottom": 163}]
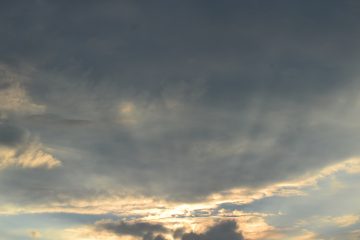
[{"left": 0, "top": 1, "right": 360, "bottom": 239}]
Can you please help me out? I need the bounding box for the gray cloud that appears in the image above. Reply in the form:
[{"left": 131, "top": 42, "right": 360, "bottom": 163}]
[
  {"left": 181, "top": 221, "right": 244, "bottom": 240},
  {"left": 96, "top": 220, "right": 169, "bottom": 240},
  {"left": 0, "top": 123, "right": 26, "bottom": 147},
  {"left": 0, "top": 0, "right": 360, "bottom": 205},
  {"left": 97, "top": 220, "right": 244, "bottom": 240}
]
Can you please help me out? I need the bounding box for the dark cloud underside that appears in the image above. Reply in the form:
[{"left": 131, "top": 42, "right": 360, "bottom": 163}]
[
  {"left": 97, "top": 220, "right": 244, "bottom": 240},
  {"left": 0, "top": 0, "right": 360, "bottom": 203}
]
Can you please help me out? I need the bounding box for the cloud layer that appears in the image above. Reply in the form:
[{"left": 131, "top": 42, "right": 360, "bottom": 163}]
[
  {"left": 1, "top": 1, "right": 360, "bottom": 239},
  {"left": 97, "top": 220, "right": 244, "bottom": 240}
]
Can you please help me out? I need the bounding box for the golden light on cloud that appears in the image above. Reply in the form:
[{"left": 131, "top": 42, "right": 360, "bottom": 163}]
[
  {"left": 118, "top": 101, "right": 138, "bottom": 125},
  {"left": 3, "top": 2, "right": 360, "bottom": 240},
  {"left": 207, "top": 157, "right": 360, "bottom": 206},
  {"left": 120, "top": 102, "right": 135, "bottom": 114},
  {"left": 288, "top": 230, "right": 318, "bottom": 240},
  {"left": 0, "top": 82, "right": 45, "bottom": 114},
  {"left": 29, "top": 230, "right": 41, "bottom": 239},
  {"left": 0, "top": 141, "right": 61, "bottom": 170},
  {"left": 17, "top": 142, "right": 61, "bottom": 169},
  {"left": 62, "top": 227, "right": 123, "bottom": 240},
  {"left": 0, "top": 157, "right": 359, "bottom": 239},
  {"left": 0, "top": 64, "right": 45, "bottom": 115},
  {"left": 332, "top": 214, "right": 360, "bottom": 227}
]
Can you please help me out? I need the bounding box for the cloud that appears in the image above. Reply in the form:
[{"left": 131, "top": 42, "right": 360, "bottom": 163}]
[
  {"left": 181, "top": 221, "right": 244, "bottom": 240},
  {"left": 297, "top": 214, "right": 360, "bottom": 229},
  {"left": 0, "top": 123, "right": 26, "bottom": 147},
  {"left": 0, "top": 140, "right": 61, "bottom": 170},
  {"left": 0, "top": 123, "right": 61, "bottom": 170},
  {"left": 96, "top": 220, "right": 244, "bottom": 240},
  {"left": 0, "top": 156, "right": 356, "bottom": 237},
  {"left": 332, "top": 214, "right": 360, "bottom": 227},
  {"left": 0, "top": 1, "right": 360, "bottom": 203},
  {"left": 0, "top": 2, "right": 360, "bottom": 239},
  {"left": 96, "top": 220, "right": 169, "bottom": 240},
  {"left": 0, "top": 64, "right": 45, "bottom": 115},
  {"left": 287, "top": 230, "right": 319, "bottom": 240},
  {"left": 29, "top": 230, "right": 41, "bottom": 239}
]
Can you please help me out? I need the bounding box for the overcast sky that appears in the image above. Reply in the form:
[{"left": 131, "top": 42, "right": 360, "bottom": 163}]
[{"left": 1, "top": 1, "right": 360, "bottom": 239}]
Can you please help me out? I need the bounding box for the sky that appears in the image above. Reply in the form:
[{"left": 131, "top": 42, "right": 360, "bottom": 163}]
[{"left": 0, "top": 1, "right": 360, "bottom": 239}]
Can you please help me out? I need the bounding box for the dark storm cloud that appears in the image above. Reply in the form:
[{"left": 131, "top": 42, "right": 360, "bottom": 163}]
[
  {"left": 0, "top": 0, "right": 360, "bottom": 203},
  {"left": 181, "top": 221, "right": 244, "bottom": 240},
  {"left": 96, "top": 220, "right": 169, "bottom": 240},
  {"left": 97, "top": 220, "right": 244, "bottom": 240}
]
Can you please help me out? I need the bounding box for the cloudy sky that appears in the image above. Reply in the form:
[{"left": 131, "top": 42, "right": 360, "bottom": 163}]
[{"left": 1, "top": 1, "right": 360, "bottom": 239}]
